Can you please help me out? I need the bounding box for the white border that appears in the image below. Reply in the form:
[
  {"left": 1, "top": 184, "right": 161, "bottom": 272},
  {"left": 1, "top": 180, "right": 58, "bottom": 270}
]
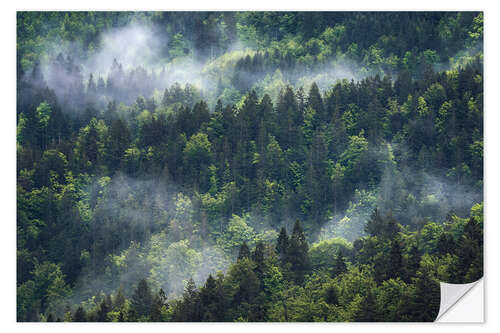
[{"left": 2, "top": 1, "right": 498, "bottom": 332}]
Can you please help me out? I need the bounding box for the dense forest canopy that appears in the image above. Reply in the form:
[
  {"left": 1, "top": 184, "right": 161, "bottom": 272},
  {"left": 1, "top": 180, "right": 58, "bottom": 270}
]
[{"left": 17, "top": 11, "right": 483, "bottom": 322}]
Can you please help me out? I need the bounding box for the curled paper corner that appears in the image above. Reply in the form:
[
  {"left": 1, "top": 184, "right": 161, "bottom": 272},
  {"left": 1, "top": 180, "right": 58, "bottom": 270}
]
[{"left": 435, "top": 278, "right": 484, "bottom": 322}]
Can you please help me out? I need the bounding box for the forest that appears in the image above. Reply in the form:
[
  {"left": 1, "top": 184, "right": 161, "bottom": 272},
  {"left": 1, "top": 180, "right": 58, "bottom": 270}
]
[{"left": 16, "top": 11, "right": 483, "bottom": 322}]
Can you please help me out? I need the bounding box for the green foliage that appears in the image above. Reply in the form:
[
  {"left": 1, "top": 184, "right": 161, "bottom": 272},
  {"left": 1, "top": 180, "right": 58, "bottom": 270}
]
[
  {"left": 309, "top": 238, "right": 352, "bottom": 271},
  {"left": 217, "top": 214, "right": 256, "bottom": 254},
  {"left": 36, "top": 102, "right": 52, "bottom": 128},
  {"left": 184, "top": 132, "right": 213, "bottom": 166},
  {"left": 17, "top": 261, "right": 71, "bottom": 321},
  {"left": 16, "top": 11, "right": 482, "bottom": 322},
  {"left": 131, "top": 279, "right": 153, "bottom": 319}
]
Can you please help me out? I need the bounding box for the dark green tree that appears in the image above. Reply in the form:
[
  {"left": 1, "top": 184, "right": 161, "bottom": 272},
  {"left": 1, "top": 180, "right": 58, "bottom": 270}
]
[
  {"left": 355, "top": 290, "right": 378, "bottom": 322},
  {"left": 73, "top": 306, "right": 87, "bottom": 322},
  {"left": 331, "top": 249, "right": 348, "bottom": 277},
  {"left": 238, "top": 242, "right": 250, "bottom": 260},
  {"left": 150, "top": 288, "right": 167, "bottom": 322},
  {"left": 389, "top": 240, "right": 403, "bottom": 279},
  {"left": 131, "top": 279, "right": 153, "bottom": 319},
  {"left": 287, "top": 220, "right": 310, "bottom": 283},
  {"left": 276, "top": 227, "right": 289, "bottom": 261}
]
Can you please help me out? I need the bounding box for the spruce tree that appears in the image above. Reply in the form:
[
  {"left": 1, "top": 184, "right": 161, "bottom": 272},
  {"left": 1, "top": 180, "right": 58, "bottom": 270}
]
[
  {"left": 437, "top": 233, "right": 455, "bottom": 256},
  {"left": 287, "top": 220, "right": 310, "bottom": 283},
  {"left": 150, "top": 288, "right": 167, "bottom": 322},
  {"left": 307, "top": 82, "right": 325, "bottom": 123},
  {"left": 200, "top": 274, "right": 218, "bottom": 321},
  {"left": 73, "top": 306, "right": 87, "bottom": 322},
  {"left": 276, "top": 226, "right": 289, "bottom": 261},
  {"left": 238, "top": 242, "right": 250, "bottom": 260},
  {"left": 406, "top": 244, "right": 421, "bottom": 282},
  {"left": 365, "top": 208, "right": 384, "bottom": 237},
  {"left": 252, "top": 241, "right": 266, "bottom": 278},
  {"left": 389, "top": 240, "right": 403, "bottom": 279},
  {"left": 131, "top": 279, "right": 153, "bottom": 319},
  {"left": 331, "top": 249, "right": 348, "bottom": 277},
  {"left": 97, "top": 299, "right": 109, "bottom": 322},
  {"left": 406, "top": 265, "right": 440, "bottom": 321},
  {"left": 355, "top": 290, "right": 378, "bottom": 322}
]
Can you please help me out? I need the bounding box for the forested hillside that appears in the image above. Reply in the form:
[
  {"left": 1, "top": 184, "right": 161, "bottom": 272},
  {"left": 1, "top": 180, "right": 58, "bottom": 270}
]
[{"left": 16, "top": 12, "right": 483, "bottom": 322}]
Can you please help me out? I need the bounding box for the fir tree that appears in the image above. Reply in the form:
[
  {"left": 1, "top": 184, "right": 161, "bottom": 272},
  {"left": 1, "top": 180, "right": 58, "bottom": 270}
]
[
  {"left": 131, "top": 279, "right": 153, "bottom": 318},
  {"left": 331, "top": 249, "right": 348, "bottom": 277},
  {"left": 238, "top": 242, "right": 250, "bottom": 260},
  {"left": 73, "top": 306, "right": 87, "bottom": 322},
  {"left": 276, "top": 226, "right": 289, "bottom": 261},
  {"left": 287, "top": 220, "right": 310, "bottom": 283}
]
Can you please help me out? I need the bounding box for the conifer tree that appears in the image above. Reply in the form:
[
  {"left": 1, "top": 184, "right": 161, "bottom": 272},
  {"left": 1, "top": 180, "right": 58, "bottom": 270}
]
[
  {"left": 97, "top": 299, "right": 109, "bottom": 322},
  {"left": 200, "top": 274, "right": 218, "bottom": 321},
  {"left": 150, "top": 288, "right": 167, "bottom": 322},
  {"left": 131, "top": 279, "right": 153, "bottom": 319},
  {"left": 437, "top": 233, "right": 455, "bottom": 256},
  {"left": 238, "top": 242, "right": 250, "bottom": 260},
  {"left": 355, "top": 290, "right": 378, "bottom": 322},
  {"left": 287, "top": 220, "right": 310, "bottom": 283},
  {"left": 331, "top": 249, "right": 348, "bottom": 277},
  {"left": 252, "top": 241, "right": 266, "bottom": 278},
  {"left": 73, "top": 306, "right": 87, "bottom": 322},
  {"left": 405, "top": 264, "right": 440, "bottom": 321},
  {"left": 276, "top": 226, "right": 288, "bottom": 261},
  {"left": 389, "top": 240, "right": 403, "bottom": 279},
  {"left": 307, "top": 82, "right": 325, "bottom": 123}
]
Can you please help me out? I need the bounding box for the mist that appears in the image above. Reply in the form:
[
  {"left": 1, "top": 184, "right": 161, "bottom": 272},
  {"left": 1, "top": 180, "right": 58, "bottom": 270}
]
[
  {"left": 32, "top": 19, "right": 377, "bottom": 113},
  {"left": 318, "top": 142, "right": 482, "bottom": 242},
  {"left": 64, "top": 171, "right": 282, "bottom": 308}
]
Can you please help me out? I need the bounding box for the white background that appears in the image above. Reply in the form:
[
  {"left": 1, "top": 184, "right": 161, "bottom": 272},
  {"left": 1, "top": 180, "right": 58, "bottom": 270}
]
[{"left": 1, "top": 0, "right": 498, "bottom": 331}]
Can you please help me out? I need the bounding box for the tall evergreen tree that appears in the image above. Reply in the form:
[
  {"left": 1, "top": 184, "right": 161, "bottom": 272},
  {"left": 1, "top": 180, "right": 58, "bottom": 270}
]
[
  {"left": 131, "top": 279, "right": 153, "bottom": 319},
  {"left": 276, "top": 226, "right": 288, "bottom": 261},
  {"left": 238, "top": 242, "right": 250, "bottom": 260},
  {"left": 150, "top": 288, "right": 167, "bottom": 322},
  {"left": 355, "top": 290, "right": 378, "bottom": 322},
  {"left": 331, "top": 249, "right": 348, "bottom": 277},
  {"left": 73, "top": 306, "right": 87, "bottom": 322},
  {"left": 389, "top": 240, "right": 403, "bottom": 279},
  {"left": 406, "top": 244, "right": 421, "bottom": 282},
  {"left": 287, "top": 220, "right": 310, "bottom": 283}
]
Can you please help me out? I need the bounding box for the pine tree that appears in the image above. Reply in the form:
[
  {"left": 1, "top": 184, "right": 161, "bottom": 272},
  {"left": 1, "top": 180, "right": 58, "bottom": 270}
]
[
  {"left": 252, "top": 241, "right": 266, "bottom": 278},
  {"left": 406, "top": 244, "right": 421, "bottom": 282},
  {"left": 405, "top": 264, "right": 440, "bottom": 321},
  {"left": 331, "top": 249, "right": 347, "bottom": 277},
  {"left": 307, "top": 82, "right": 325, "bottom": 123},
  {"left": 73, "top": 306, "right": 87, "bottom": 322},
  {"left": 276, "top": 226, "right": 288, "bottom": 261},
  {"left": 150, "top": 288, "right": 167, "bottom": 322},
  {"left": 97, "top": 299, "right": 109, "bottom": 322},
  {"left": 355, "top": 290, "right": 378, "bottom": 322},
  {"left": 389, "top": 240, "right": 403, "bottom": 279},
  {"left": 437, "top": 232, "right": 455, "bottom": 255},
  {"left": 454, "top": 216, "right": 483, "bottom": 282},
  {"left": 238, "top": 242, "right": 250, "bottom": 260},
  {"left": 276, "top": 86, "right": 298, "bottom": 149},
  {"left": 181, "top": 278, "right": 201, "bottom": 321},
  {"left": 200, "top": 274, "right": 218, "bottom": 321},
  {"left": 365, "top": 208, "right": 384, "bottom": 237},
  {"left": 113, "top": 286, "right": 126, "bottom": 311},
  {"left": 287, "top": 220, "right": 310, "bottom": 283},
  {"left": 131, "top": 279, "right": 153, "bottom": 318},
  {"left": 87, "top": 73, "right": 97, "bottom": 99}
]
